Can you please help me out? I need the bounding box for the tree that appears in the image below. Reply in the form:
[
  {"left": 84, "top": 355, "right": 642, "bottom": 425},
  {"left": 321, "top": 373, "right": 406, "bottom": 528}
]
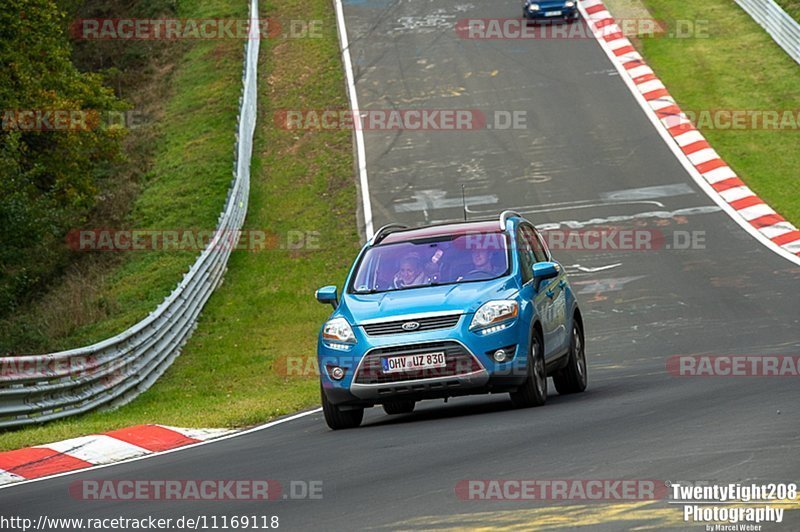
[{"left": 0, "top": 0, "right": 126, "bottom": 314}]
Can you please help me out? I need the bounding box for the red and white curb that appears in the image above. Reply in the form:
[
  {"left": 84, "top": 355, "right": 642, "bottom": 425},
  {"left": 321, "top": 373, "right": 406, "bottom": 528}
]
[
  {"left": 578, "top": 0, "right": 800, "bottom": 263},
  {"left": 0, "top": 425, "right": 233, "bottom": 487}
]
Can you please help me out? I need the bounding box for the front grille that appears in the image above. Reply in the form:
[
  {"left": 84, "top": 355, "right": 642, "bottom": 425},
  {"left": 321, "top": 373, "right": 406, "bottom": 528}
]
[
  {"left": 361, "top": 314, "right": 461, "bottom": 336},
  {"left": 353, "top": 341, "right": 482, "bottom": 385}
]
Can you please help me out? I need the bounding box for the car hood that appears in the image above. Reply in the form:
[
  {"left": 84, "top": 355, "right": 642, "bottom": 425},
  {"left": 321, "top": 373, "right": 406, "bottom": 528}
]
[
  {"left": 526, "top": 0, "right": 569, "bottom": 6},
  {"left": 342, "top": 277, "right": 520, "bottom": 325}
]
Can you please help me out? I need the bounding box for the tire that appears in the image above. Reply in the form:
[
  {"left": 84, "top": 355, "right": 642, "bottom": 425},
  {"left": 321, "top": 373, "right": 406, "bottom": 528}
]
[
  {"left": 553, "top": 318, "right": 588, "bottom": 395},
  {"left": 321, "top": 385, "right": 363, "bottom": 430},
  {"left": 510, "top": 331, "right": 547, "bottom": 408},
  {"left": 383, "top": 400, "right": 415, "bottom": 415}
]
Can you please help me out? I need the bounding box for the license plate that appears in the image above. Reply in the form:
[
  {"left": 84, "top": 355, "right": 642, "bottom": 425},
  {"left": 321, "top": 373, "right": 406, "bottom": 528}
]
[
  {"left": 545, "top": 11, "right": 561, "bottom": 16},
  {"left": 382, "top": 352, "right": 446, "bottom": 373}
]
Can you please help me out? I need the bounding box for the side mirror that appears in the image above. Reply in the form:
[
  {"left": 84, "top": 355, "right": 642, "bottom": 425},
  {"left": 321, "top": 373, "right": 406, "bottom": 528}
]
[
  {"left": 533, "top": 262, "right": 559, "bottom": 289},
  {"left": 315, "top": 285, "right": 339, "bottom": 309}
]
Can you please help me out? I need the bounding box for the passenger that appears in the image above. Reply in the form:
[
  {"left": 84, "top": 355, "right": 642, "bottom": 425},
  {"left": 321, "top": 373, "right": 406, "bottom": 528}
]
[{"left": 393, "top": 254, "right": 426, "bottom": 289}]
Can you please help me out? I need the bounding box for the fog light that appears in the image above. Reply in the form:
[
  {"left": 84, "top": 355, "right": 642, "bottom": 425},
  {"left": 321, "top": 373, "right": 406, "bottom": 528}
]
[
  {"left": 329, "top": 366, "right": 345, "bottom": 380},
  {"left": 493, "top": 349, "right": 509, "bottom": 363}
]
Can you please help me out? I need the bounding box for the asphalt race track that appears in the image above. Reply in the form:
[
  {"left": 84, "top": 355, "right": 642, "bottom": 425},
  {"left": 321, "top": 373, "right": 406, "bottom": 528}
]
[{"left": 3, "top": 1, "right": 799, "bottom": 530}]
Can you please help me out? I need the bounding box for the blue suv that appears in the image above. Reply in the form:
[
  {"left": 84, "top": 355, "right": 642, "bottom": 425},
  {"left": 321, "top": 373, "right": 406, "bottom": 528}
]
[{"left": 315, "top": 211, "right": 587, "bottom": 429}]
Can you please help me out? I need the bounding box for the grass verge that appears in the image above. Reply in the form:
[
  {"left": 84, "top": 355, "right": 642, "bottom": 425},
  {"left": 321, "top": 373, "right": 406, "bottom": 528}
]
[
  {"left": 775, "top": 1, "right": 799, "bottom": 22},
  {"left": 0, "top": 0, "right": 357, "bottom": 451},
  {"left": 604, "top": 0, "right": 800, "bottom": 226}
]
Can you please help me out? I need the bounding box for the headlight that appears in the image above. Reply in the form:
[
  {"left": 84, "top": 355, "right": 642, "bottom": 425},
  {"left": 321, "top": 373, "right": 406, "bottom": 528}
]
[
  {"left": 470, "top": 300, "right": 519, "bottom": 331},
  {"left": 323, "top": 317, "right": 356, "bottom": 344},
  {"left": 565, "top": 1, "right": 575, "bottom": 7},
  {"left": 528, "top": 4, "right": 540, "bottom": 11}
]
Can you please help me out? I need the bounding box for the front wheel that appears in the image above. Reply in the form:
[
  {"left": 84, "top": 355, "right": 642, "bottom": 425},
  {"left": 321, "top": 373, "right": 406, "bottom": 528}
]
[
  {"left": 553, "top": 319, "right": 588, "bottom": 394},
  {"left": 510, "top": 332, "right": 547, "bottom": 408},
  {"left": 321, "top": 385, "right": 363, "bottom": 430}
]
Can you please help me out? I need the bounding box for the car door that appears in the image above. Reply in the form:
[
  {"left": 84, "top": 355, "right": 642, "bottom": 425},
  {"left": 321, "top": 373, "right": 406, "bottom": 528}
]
[
  {"left": 517, "top": 225, "right": 559, "bottom": 362},
  {"left": 533, "top": 227, "right": 568, "bottom": 355}
]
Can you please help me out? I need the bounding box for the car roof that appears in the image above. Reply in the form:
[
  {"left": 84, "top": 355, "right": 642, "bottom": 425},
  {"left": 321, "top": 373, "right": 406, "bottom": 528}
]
[{"left": 378, "top": 220, "right": 506, "bottom": 246}]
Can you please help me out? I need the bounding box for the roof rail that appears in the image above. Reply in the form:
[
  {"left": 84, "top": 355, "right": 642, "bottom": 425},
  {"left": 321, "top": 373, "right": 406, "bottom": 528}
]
[
  {"left": 370, "top": 223, "right": 409, "bottom": 245},
  {"left": 499, "top": 210, "right": 523, "bottom": 229}
]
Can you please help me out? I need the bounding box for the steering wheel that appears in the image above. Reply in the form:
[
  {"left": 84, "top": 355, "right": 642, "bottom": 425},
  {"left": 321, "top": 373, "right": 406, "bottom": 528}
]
[{"left": 461, "top": 269, "right": 489, "bottom": 281}]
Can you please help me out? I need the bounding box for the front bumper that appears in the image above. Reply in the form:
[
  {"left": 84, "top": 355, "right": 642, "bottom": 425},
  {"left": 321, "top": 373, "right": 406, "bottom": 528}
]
[
  {"left": 318, "top": 313, "right": 529, "bottom": 406},
  {"left": 523, "top": 7, "right": 579, "bottom": 21}
]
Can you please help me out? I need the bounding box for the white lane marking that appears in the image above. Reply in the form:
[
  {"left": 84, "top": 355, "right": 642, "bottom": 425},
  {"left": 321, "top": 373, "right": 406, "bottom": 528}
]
[
  {"left": 673, "top": 130, "right": 705, "bottom": 148},
  {"left": 567, "top": 263, "right": 623, "bottom": 273},
  {"left": 600, "top": 183, "right": 694, "bottom": 201},
  {"left": 333, "top": 0, "right": 373, "bottom": 239},
  {"left": 760, "top": 223, "right": 797, "bottom": 239},
  {"left": 578, "top": 1, "right": 800, "bottom": 267},
  {"left": 738, "top": 203, "right": 775, "bottom": 221},
  {"left": 536, "top": 205, "right": 721, "bottom": 230},
  {"left": 42, "top": 435, "right": 150, "bottom": 465},
  {"left": 468, "top": 199, "right": 669, "bottom": 216},
  {"left": 572, "top": 276, "right": 646, "bottom": 294},
  {"left": 649, "top": 98, "right": 677, "bottom": 111},
  {"left": 784, "top": 240, "right": 800, "bottom": 253},
  {"left": 627, "top": 65, "right": 653, "bottom": 79},
  {"left": 393, "top": 13, "right": 456, "bottom": 34},
  {"left": 0, "top": 408, "right": 323, "bottom": 491},
  {"left": 701, "top": 166, "right": 738, "bottom": 184},
  {"left": 686, "top": 148, "right": 720, "bottom": 166},
  {"left": 607, "top": 39, "right": 630, "bottom": 51},
  {"left": 718, "top": 186, "right": 756, "bottom": 204},
  {"left": 0, "top": 471, "right": 26, "bottom": 484},
  {"left": 159, "top": 426, "right": 235, "bottom": 441},
  {"left": 394, "top": 189, "right": 498, "bottom": 213},
  {"left": 636, "top": 79, "right": 666, "bottom": 94}
]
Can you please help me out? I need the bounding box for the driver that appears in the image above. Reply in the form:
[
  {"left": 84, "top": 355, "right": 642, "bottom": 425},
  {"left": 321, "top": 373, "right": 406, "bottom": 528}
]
[
  {"left": 393, "top": 254, "right": 426, "bottom": 289},
  {"left": 469, "top": 248, "right": 498, "bottom": 275},
  {"left": 456, "top": 248, "right": 501, "bottom": 281}
]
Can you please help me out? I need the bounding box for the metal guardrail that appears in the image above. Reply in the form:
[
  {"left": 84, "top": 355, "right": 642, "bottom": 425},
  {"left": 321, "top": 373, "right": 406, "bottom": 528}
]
[
  {"left": 0, "top": 0, "right": 261, "bottom": 429},
  {"left": 736, "top": 0, "right": 800, "bottom": 64}
]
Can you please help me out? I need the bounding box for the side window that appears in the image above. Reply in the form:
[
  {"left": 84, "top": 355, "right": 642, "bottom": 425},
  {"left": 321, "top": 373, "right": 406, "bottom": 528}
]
[
  {"left": 531, "top": 227, "right": 549, "bottom": 263},
  {"left": 516, "top": 228, "right": 534, "bottom": 284},
  {"left": 521, "top": 224, "right": 547, "bottom": 263}
]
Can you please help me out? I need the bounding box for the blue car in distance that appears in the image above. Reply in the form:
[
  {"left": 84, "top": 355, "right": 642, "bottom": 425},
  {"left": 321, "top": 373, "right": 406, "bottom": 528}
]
[
  {"left": 315, "top": 211, "right": 587, "bottom": 429},
  {"left": 523, "top": 0, "right": 579, "bottom": 22}
]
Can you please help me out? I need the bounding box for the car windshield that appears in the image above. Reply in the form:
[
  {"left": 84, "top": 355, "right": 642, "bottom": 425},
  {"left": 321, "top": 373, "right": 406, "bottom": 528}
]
[{"left": 349, "top": 232, "right": 510, "bottom": 294}]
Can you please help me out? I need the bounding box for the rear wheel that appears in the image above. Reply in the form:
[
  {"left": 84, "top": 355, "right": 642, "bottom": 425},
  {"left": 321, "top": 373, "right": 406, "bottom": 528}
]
[
  {"left": 383, "top": 400, "right": 415, "bottom": 415},
  {"left": 510, "top": 332, "right": 547, "bottom": 408},
  {"left": 553, "top": 319, "right": 588, "bottom": 394},
  {"left": 321, "top": 385, "right": 363, "bottom": 430}
]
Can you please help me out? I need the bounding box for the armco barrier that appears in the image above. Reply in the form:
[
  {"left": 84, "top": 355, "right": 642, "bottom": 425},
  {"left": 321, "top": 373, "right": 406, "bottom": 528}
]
[
  {"left": 0, "top": 0, "right": 260, "bottom": 429},
  {"left": 736, "top": 0, "right": 800, "bottom": 64}
]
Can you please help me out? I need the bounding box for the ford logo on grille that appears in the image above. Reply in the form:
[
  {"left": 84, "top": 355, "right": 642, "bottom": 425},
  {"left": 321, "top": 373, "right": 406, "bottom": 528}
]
[{"left": 401, "top": 321, "right": 420, "bottom": 331}]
